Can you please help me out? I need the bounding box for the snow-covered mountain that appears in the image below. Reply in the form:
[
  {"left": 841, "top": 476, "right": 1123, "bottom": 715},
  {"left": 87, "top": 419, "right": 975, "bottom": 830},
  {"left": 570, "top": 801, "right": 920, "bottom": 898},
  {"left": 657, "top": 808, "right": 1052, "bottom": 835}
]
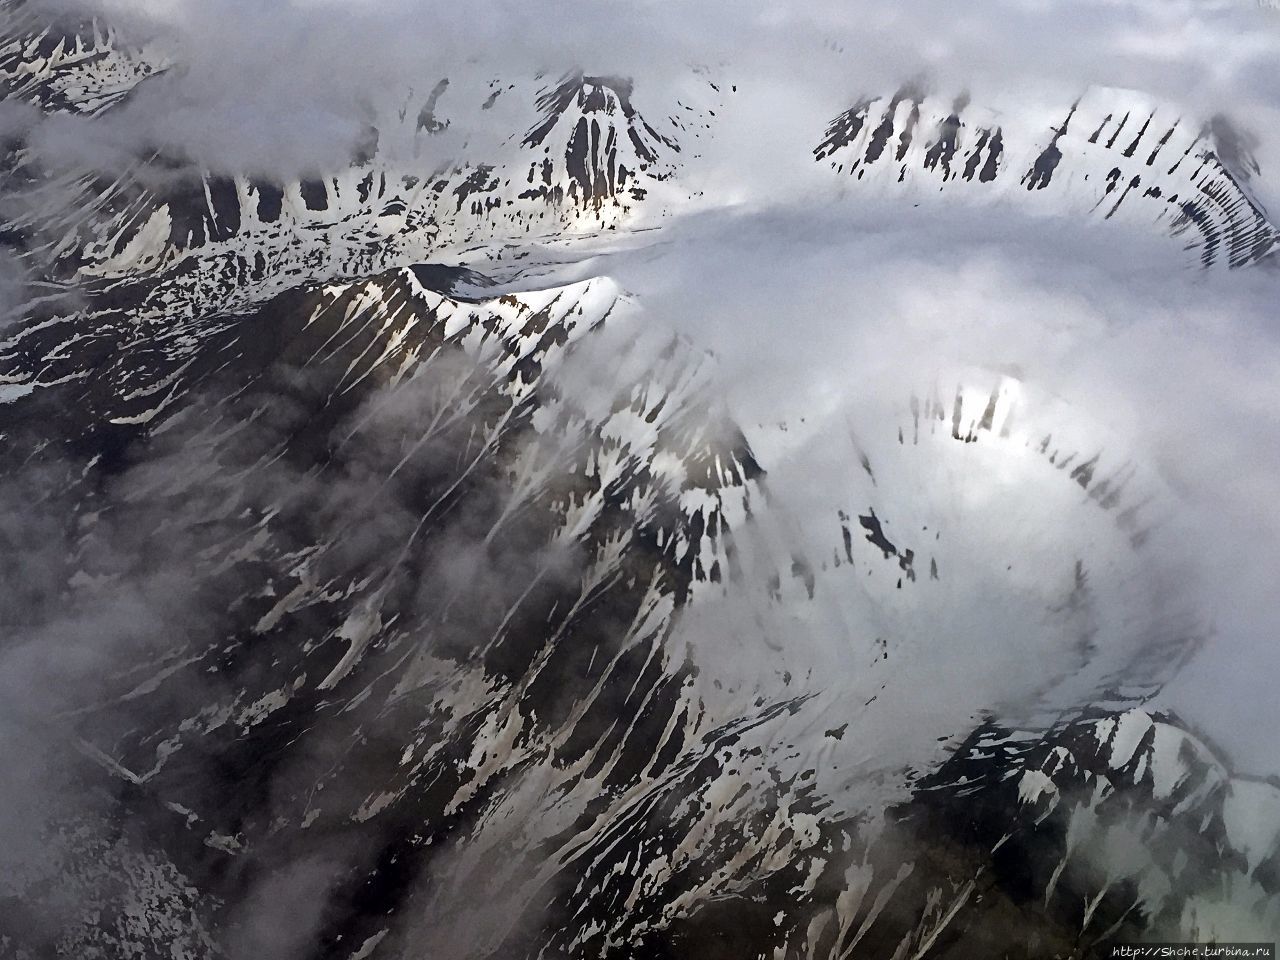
[
  {"left": 1, "top": 2, "right": 715, "bottom": 321},
  {"left": 815, "top": 85, "right": 1278, "bottom": 268},
  {"left": 2, "top": 3, "right": 1277, "bottom": 957}
]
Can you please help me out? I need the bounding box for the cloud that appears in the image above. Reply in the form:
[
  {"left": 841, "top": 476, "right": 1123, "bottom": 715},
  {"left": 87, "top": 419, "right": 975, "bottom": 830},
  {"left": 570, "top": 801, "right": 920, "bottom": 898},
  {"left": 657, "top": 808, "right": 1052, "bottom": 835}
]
[{"left": 581, "top": 196, "right": 1280, "bottom": 773}]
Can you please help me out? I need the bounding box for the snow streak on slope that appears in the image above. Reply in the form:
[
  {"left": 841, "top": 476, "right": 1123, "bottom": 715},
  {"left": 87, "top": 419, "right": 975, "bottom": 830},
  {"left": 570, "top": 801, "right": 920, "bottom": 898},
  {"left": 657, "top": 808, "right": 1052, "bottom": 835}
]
[
  {"left": 0, "top": 0, "right": 159, "bottom": 115},
  {"left": 816, "top": 85, "right": 1279, "bottom": 267}
]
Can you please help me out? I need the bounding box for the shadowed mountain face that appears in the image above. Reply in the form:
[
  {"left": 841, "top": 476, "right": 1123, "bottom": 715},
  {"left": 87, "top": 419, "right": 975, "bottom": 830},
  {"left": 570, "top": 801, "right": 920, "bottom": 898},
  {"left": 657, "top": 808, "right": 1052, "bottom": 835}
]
[
  {"left": 2, "top": 4, "right": 1278, "bottom": 958},
  {"left": 0, "top": 267, "right": 768, "bottom": 957},
  {"left": 6, "top": 261, "right": 1271, "bottom": 959}
]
